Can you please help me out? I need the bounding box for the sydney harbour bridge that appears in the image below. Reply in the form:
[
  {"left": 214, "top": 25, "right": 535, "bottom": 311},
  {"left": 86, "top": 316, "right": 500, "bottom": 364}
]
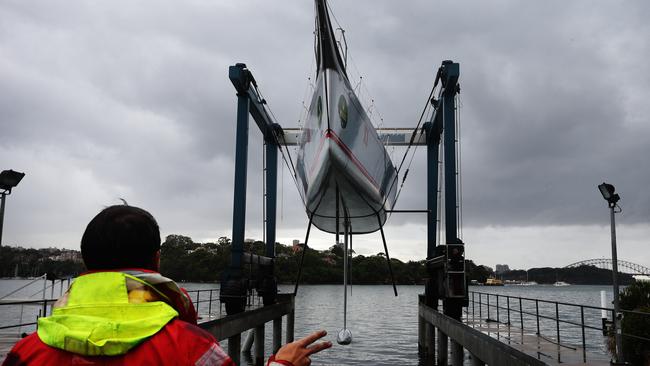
[{"left": 564, "top": 258, "right": 650, "bottom": 276}]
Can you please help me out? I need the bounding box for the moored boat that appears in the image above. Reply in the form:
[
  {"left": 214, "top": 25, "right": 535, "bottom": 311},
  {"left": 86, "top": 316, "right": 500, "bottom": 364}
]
[{"left": 519, "top": 281, "right": 538, "bottom": 286}]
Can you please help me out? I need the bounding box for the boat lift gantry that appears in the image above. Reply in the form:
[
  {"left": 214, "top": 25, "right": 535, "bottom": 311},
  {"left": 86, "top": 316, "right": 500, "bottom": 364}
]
[
  {"left": 220, "top": 63, "right": 282, "bottom": 314},
  {"left": 221, "top": 61, "right": 466, "bottom": 319}
]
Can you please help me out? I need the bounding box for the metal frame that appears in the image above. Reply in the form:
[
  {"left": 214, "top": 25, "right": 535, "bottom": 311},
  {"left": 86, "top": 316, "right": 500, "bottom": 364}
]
[
  {"left": 221, "top": 63, "right": 282, "bottom": 314},
  {"left": 222, "top": 61, "right": 465, "bottom": 317},
  {"left": 421, "top": 61, "right": 466, "bottom": 322}
]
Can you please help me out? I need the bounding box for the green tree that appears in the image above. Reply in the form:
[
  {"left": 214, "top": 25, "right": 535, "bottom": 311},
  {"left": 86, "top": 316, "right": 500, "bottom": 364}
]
[
  {"left": 613, "top": 281, "right": 650, "bottom": 365},
  {"left": 466, "top": 260, "right": 494, "bottom": 283},
  {"left": 160, "top": 235, "right": 193, "bottom": 280}
]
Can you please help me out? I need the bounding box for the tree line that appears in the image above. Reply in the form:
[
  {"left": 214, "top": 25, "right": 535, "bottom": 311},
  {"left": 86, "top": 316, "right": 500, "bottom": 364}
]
[
  {"left": 0, "top": 235, "right": 636, "bottom": 285},
  {"left": 0, "top": 246, "right": 84, "bottom": 279},
  {"left": 158, "top": 234, "right": 431, "bottom": 284}
]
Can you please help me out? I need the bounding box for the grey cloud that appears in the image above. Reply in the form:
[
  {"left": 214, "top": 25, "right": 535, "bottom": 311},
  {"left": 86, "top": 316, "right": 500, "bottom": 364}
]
[{"left": 1, "top": 0, "right": 649, "bottom": 267}]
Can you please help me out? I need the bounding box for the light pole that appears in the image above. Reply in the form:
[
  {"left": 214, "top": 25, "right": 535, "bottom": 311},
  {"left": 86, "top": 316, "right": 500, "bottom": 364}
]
[
  {"left": 597, "top": 182, "right": 623, "bottom": 364},
  {"left": 0, "top": 169, "right": 25, "bottom": 247}
]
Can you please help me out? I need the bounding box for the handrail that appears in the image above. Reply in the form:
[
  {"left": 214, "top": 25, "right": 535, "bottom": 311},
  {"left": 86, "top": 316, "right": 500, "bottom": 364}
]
[
  {"left": 0, "top": 299, "right": 57, "bottom": 306},
  {"left": 0, "top": 289, "right": 223, "bottom": 332},
  {"left": 199, "top": 293, "right": 295, "bottom": 365},
  {"left": 419, "top": 297, "right": 547, "bottom": 366},
  {"left": 0, "top": 298, "right": 57, "bottom": 332},
  {"left": 0, "top": 275, "right": 47, "bottom": 300},
  {"left": 471, "top": 290, "right": 611, "bottom": 312},
  {"left": 0, "top": 321, "right": 37, "bottom": 331},
  {"left": 183, "top": 288, "right": 220, "bottom": 317},
  {"left": 468, "top": 290, "right": 650, "bottom": 363}
]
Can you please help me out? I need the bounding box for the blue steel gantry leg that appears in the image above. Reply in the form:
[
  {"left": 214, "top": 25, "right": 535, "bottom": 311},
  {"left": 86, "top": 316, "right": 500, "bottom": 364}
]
[
  {"left": 423, "top": 60, "right": 466, "bottom": 321},
  {"left": 442, "top": 60, "right": 460, "bottom": 246},
  {"left": 220, "top": 66, "right": 252, "bottom": 315},
  {"left": 439, "top": 60, "right": 466, "bottom": 321},
  {"left": 424, "top": 117, "right": 442, "bottom": 310},
  {"left": 265, "top": 138, "right": 277, "bottom": 260},
  {"left": 222, "top": 64, "right": 283, "bottom": 314},
  {"left": 258, "top": 128, "right": 279, "bottom": 306}
]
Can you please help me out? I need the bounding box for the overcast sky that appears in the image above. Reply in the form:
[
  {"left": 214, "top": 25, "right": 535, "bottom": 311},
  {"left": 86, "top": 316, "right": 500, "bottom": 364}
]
[{"left": 1, "top": 0, "right": 649, "bottom": 270}]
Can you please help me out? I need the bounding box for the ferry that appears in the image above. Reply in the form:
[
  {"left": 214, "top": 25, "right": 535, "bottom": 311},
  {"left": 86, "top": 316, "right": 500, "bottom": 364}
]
[{"left": 484, "top": 278, "right": 504, "bottom": 286}]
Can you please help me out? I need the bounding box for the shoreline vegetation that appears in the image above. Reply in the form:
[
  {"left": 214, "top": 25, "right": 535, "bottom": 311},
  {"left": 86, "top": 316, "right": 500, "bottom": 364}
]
[{"left": 0, "top": 234, "right": 636, "bottom": 285}]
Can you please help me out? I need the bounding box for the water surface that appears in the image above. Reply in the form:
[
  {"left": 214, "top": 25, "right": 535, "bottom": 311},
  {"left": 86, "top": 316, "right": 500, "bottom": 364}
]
[{"left": 1, "top": 280, "right": 615, "bottom": 365}]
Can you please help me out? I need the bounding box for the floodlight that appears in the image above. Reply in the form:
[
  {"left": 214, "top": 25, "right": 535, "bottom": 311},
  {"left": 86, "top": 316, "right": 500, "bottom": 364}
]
[
  {"left": 1, "top": 169, "right": 25, "bottom": 247},
  {"left": 598, "top": 182, "right": 620, "bottom": 206},
  {"left": 0, "top": 170, "right": 25, "bottom": 193}
]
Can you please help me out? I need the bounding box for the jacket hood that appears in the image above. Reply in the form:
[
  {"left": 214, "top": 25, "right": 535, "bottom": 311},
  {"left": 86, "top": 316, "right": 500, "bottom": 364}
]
[{"left": 37, "top": 271, "right": 180, "bottom": 356}]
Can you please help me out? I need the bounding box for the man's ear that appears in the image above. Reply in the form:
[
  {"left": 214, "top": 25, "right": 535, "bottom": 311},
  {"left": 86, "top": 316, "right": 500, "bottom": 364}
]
[{"left": 153, "top": 250, "right": 161, "bottom": 272}]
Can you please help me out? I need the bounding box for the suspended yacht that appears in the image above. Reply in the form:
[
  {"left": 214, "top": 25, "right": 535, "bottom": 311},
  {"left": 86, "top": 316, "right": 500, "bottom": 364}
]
[{"left": 295, "top": 0, "right": 398, "bottom": 234}]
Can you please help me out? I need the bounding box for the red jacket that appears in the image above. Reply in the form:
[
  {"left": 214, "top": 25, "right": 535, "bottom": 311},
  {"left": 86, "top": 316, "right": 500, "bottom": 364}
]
[
  {"left": 2, "top": 271, "right": 235, "bottom": 366},
  {"left": 3, "top": 319, "right": 234, "bottom": 366}
]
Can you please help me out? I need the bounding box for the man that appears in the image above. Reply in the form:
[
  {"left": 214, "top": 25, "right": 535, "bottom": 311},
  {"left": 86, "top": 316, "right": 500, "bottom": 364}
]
[{"left": 3, "top": 205, "right": 330, "bottom": 365}]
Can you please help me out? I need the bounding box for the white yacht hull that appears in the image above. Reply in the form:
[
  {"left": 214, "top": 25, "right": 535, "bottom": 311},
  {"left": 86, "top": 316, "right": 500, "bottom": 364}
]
[{"left": 295, "top": 1, "right": 397, "bottom": 234}]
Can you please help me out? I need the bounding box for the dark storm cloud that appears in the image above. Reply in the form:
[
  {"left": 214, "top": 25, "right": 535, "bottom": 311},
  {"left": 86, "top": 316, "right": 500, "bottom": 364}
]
[
  {"left": 1, "top": 0, "right": 648, "bottom": 267},
  {"left": 333, "top": 0, "right": 650, "bottom": 228}
]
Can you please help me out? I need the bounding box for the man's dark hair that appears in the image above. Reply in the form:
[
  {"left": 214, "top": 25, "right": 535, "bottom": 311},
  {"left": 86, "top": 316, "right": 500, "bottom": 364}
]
[{"left": 81, "top": 205, "right": 161, "bottom": 270}]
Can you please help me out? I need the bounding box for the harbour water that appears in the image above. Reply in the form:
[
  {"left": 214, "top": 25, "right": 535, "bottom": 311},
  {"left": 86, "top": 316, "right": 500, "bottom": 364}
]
[{"left": 0, "top": 280, "right": 615, "bottom": 365}]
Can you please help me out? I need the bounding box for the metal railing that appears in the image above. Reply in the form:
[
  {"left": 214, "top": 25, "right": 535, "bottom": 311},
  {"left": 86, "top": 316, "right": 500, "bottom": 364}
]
[
  {"left": 184, "top": 288, "right": 220, "bottom": 319},
  {"left": 468, "top": 290, "right": 650, "bottom": 363},
  {"left": 419, "top": 295, "right": 546, "bottom": 366},
  {"left": 184, "top": 287, "right": 267, "bottom": 321},
  {"left": 1, "top": 287, "right": 260, "bottom": 333},
  {"left": 0, "top": 298, "right": 56, "bottom": 332},
  {"left": 199, "top": 293, "right": 295, "bottom": 366}
]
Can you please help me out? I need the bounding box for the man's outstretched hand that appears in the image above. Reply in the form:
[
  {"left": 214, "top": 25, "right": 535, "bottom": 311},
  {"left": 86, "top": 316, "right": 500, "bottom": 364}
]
[{"left": 273, "top": 330, "right": 332, "bottom": 366}]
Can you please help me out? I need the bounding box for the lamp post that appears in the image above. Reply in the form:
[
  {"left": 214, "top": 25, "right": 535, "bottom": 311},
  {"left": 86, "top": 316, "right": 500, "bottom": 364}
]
[
  {"left": 0, "top": 169, "right": 25, "bottom": 247},
  {"left": 597, "top": 182, "right": 623, "bottom": 364}
]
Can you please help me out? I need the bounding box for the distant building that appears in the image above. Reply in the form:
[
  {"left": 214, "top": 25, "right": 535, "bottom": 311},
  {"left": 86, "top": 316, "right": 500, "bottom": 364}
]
[
  {"left": 292, "top": 240, "right": 304, "bottom": 253},
  {"left": 495, "top": 264, "right": 510, "bottom": 273},
  {"left": 50, "top": 249, "right": 83, "bottom": 263}
]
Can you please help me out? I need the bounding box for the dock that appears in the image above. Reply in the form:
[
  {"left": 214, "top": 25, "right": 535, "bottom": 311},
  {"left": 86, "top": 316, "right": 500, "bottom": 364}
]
[
  {"left": 418, "top": 295, "right": 611, "bottom": 365},
  {"left": 462, "top": 314, "right": 610, "bottom": 365}
]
